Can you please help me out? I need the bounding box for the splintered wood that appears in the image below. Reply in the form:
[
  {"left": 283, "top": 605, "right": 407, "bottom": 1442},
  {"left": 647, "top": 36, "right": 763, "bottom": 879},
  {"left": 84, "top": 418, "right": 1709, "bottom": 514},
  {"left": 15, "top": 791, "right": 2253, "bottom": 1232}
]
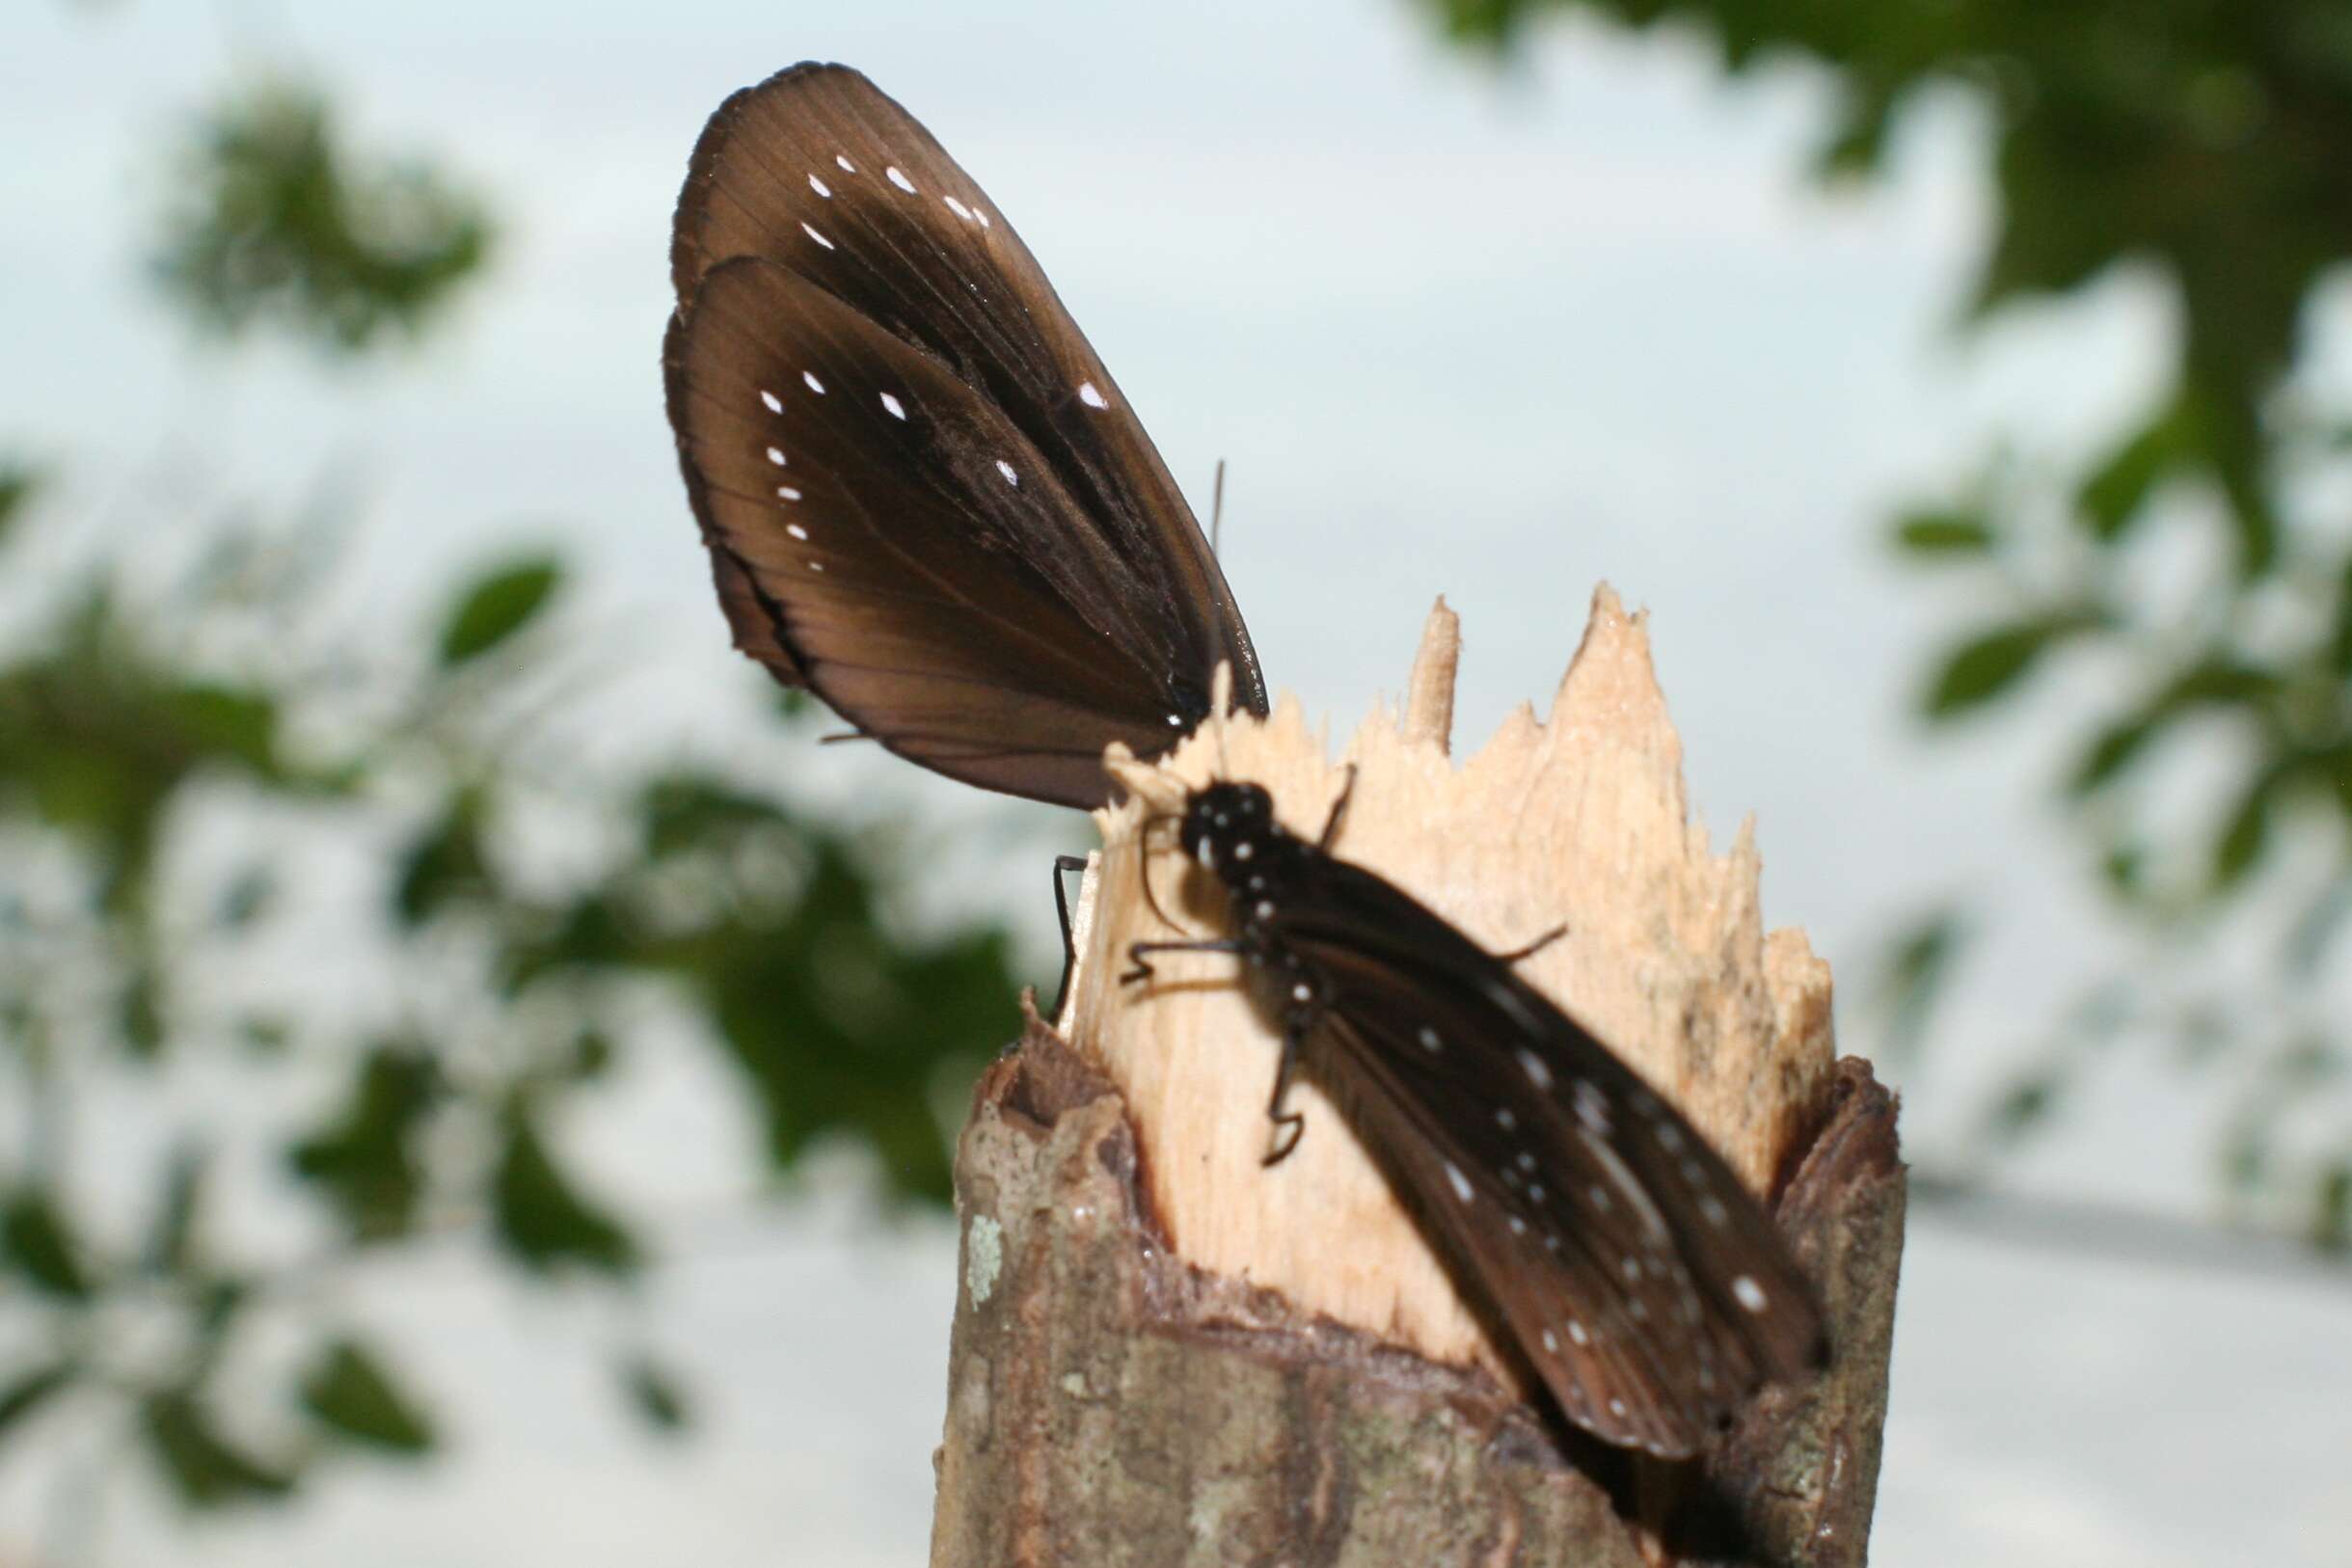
[{"left": 1058, "top": 587, "right": 1838, "bottom": 1394}]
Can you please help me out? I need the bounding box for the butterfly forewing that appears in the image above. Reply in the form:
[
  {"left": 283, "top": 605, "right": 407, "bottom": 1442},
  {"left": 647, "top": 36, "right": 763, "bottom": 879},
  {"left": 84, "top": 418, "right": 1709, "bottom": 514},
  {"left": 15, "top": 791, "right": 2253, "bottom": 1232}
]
[
  {"left": 1271, "top": 853, "right": 1822, "bottom": 1456},
  {"left": 666, "top": 64, "right": 1264, "bottom": 805}
]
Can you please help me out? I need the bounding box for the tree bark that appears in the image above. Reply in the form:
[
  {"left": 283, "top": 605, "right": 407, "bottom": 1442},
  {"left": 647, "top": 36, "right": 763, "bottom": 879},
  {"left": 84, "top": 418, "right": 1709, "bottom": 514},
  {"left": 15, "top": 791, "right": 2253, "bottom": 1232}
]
[{"left": 931, "top": 592, "right": 1905, "bottom": 1567}]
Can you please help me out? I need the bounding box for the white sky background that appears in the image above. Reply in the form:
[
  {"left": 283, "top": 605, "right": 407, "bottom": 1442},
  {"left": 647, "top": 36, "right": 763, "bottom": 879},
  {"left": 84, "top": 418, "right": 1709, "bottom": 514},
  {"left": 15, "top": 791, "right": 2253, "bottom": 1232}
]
[{"left": 3, "top": 1, "right": 2348, "bottom": 1564}]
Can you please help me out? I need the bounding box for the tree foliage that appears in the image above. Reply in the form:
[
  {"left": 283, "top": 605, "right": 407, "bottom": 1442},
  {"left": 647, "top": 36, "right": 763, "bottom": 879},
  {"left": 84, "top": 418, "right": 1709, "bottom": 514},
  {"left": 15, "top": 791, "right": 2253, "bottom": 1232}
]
[
  {"left": 1424, "top": 0, "right": 2352, "bottom": 1243},
  {"left": 0, "top": 65, "right": 1028, "bottom": 1523},
  {"left": 0, "top": 485, "right": 1023, "bottom": 1507},
  {"left": 154, "top": 78, "right": 496, "bottom": 352}
]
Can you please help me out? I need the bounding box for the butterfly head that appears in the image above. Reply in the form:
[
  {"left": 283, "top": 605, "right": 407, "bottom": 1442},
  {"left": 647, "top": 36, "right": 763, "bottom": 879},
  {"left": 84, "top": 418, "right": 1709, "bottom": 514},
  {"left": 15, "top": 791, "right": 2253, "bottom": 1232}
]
[{"left": 1180, "top": 781, "right": 1283, "bottom": 879}]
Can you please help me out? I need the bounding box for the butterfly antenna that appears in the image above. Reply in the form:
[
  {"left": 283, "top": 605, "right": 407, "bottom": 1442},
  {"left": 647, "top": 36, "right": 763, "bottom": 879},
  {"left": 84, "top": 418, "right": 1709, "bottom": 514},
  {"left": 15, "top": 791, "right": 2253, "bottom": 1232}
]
[{"left": 1210, "top": 459, "right": 1227, "bottom": 559}]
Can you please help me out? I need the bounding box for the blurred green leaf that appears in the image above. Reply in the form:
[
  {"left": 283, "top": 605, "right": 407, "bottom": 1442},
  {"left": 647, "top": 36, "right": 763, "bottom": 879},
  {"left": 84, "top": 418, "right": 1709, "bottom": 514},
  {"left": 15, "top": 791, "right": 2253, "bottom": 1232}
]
[
  {"left": 618, "top": 1352, "right": 690, "bottom": 1436},
  {"left": 2332, "top": 552, "right": 2352, "bottom": 678},
  {"left": 567, "top": 1029, "right": 614, "bottom": 1082},
  {"left": 1814, "top": 93, "right": 1892, "bottom": 180},
  {"left": 143, "top": 1391, "right": 297, "bottom": 1508},
  {"left": 2312, "top": 1161, "right": 2351, "bottom": 1253},
  {"left": 1922, "top": 616, "right": 2090, "bottom": 718},
  {"left": 2, "top": 1188, "right": 93, "bottom": 1299},
  {"left": 287, "top": 1046, "right": 439, "bottom": 1240},
  {"left": 1987, "top": 1068, "right": 2066, "bottom": 1146},
  {"left": 2210, "top": 772, "right": 2275, "bottom": 891},
  {"left": 0, "top": 1364, "right": 76, "bottom": 1449},
  {"left": 122, "top": 966, "right": 165, "bottom": 1059},
  {"left": 394, "top": 795, "right": 489, "bottom": 924},
  {"left": 437, "top": 557, "right": 560, "bottom": 666},
  {"left": 2075, "top": 400, "right": 2190, "bottom": 543},
  {"left": 1890, "top": 505, "right": 1994, "bottom": 557},
  {"left": 0, "top": 460, "right": 39, "bottom": 549},
  {"left": 153, "top": 78, "right": 494, "bottom": 353},
  {"left": 299, "top": 1338, "right": 435, "bottom": 1455},
  {"left": 2068, "top": 715, "right": 2158, "bottom": 795},
  {"left": 157, "top": 682, "right": 281, "bottom": 774},
  {"left": 145, "top": 1146, "right": 207, "bottom": 1273},
  {"left": 491, "top": 1099, "right": 637, "bottom": 1276}
]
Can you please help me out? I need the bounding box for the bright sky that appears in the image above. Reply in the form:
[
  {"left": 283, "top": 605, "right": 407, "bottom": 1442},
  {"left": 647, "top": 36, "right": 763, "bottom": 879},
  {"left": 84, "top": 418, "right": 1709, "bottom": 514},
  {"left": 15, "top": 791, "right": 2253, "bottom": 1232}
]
[{"left": 3, "top": 1, "right": 2346, "bottom": 1564}]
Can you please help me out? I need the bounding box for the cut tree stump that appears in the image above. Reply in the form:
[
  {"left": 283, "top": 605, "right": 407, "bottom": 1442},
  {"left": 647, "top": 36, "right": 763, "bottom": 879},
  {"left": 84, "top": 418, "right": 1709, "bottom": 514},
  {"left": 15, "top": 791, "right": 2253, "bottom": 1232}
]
[{"left": 931, "top": 590, "right": 1905, "bottom": 1567}]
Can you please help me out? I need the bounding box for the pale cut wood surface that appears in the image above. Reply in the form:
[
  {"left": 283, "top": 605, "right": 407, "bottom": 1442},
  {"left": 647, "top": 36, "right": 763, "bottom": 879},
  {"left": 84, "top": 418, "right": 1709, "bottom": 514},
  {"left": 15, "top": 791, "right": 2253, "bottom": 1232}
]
[
  {"left": 932, "top": 588, "right": 1903, "bottom": 1568},
  {"left": 1059, "top": 585, "right": 1838, "bottom": 1393}
]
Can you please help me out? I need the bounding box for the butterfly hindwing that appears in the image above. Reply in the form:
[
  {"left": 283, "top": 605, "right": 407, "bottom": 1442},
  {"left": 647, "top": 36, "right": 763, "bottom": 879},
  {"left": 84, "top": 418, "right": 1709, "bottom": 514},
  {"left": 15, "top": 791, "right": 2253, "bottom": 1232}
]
[{"left": 1274, "top": 854, "right": 1822, "bottom": 1455}]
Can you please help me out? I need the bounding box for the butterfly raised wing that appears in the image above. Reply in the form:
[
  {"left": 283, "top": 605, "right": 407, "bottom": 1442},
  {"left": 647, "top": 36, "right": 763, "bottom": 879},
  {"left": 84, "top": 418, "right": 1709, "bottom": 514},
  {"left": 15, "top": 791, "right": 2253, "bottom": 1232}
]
[
  {"left": 665, "top": 64, "right": 1265, "bottom": 807},
  {"left": 1271, "top": 855, "right": 1823, "bottom": 1456}
]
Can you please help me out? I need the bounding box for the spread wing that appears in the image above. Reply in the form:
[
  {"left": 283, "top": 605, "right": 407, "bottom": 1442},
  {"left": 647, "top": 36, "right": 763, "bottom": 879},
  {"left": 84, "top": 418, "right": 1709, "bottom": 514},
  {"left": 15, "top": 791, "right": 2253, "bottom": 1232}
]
[{"left": 665, "top": 63, "right": 1264, "bottom": 807}]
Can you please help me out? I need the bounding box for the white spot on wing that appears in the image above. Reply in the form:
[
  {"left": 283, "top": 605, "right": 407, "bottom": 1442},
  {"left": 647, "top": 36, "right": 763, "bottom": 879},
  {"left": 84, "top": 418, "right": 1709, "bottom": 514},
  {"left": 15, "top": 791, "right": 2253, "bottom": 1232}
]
[
  {"left": 880, "top": 392, "right": 906, "bottom": 419},
  {"left": 1077, "top": 380, "right": 1109, "bottom": 410},
  {"left": 1699, "top": 1195, "right": 1729, "bottom": 1227},
  {"left": 1518, "top": 1049, "right": 1553, "bottom": 1090},
  {"left": 765, "top": 446, "right": 787, "bottom": 467},
  {"left": 1541, "top": 1330, "right": 1557, "bottom": 1352},
  {"left": 1732, "top": 1275, "right": 1769, "bottom": 1313},
  {"left": 774, "top": 485, "right": 801, "bottom": 501},
  {"left": 1568, "top": 1319, "right": 1589, "bottom": 1345},
  {"left": 808, "top": 174, "right": 831, "bottom": 198},
  {"left": 944, "top": 195, "right": 974, "bottom": 220},
  {"left": 759, "top": 389, "right": 783, "bottom": 414},
  {"left": 995, "top": 458, "right": 1018, "bottom": 486},
  {"left": 1495, "top": 1108, "right": 1516, "bottom": 1131},
  {"left": 800, "top": 221, "right": 834, "bottom": 251},
  {"left": 1444, "top": 1163, "right": 1473, "bottom": 1204},
  {"left": 886, "top": 165, "right": 916, "bottom": 193},
  {"left": 807, "top": 560, "right": 825, "bottom": 573},
  {"left": 786, "top": 523, "right": 808, "bottom": 540},
  {"left": 1418, "top": 1027, "right": 1441, "bottom": 1053},
  {"left": 835, "top": 153, "right": 855, "bottom": 173},
  {"left": 802, "top": 370, "right": 825, "bottom": 394}
]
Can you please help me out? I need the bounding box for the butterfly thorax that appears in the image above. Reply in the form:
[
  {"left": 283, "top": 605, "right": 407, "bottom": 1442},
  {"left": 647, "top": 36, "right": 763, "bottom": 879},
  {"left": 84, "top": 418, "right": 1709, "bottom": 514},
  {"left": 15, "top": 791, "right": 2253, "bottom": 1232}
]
[
  {"left": 1180, "top": 784, "right": 1309, "bottom": 905},
  {"left": 1179, "top": 782, "right": 1325, "bottom": 1005}
]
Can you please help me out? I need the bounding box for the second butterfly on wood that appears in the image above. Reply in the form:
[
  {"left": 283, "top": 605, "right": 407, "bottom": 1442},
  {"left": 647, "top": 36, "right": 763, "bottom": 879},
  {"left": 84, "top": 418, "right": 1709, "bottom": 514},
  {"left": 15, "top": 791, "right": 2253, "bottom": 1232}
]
[{"left": 1120, "top": 762, "right": 1826, "bottom": 1457}]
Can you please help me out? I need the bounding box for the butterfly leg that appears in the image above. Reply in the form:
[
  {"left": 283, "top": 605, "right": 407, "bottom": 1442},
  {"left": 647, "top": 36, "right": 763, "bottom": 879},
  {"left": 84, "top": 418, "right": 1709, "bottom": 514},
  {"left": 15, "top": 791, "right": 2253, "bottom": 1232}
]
[
  {"left": 1048, "top": 853, "right": 1091, "bottom": 1017},
  {"left": 1260, "top": 1018, "right": 1311, "bottom": 1166},
  {"left": 1316, "top": 764, "right": 1360, "bottom": 851},
  {"left": 1496, "top": 923, "right": 1569, "bottom": 965},
  {"left": 1122, "top": 938, "right": 1249, "bottom": 987}
]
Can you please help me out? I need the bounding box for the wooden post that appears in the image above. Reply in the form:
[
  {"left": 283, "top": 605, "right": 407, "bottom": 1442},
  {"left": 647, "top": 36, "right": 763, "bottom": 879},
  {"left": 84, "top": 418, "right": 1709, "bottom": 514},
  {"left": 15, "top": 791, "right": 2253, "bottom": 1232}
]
[{"left": 931, "top": 590, "right": 1905, "bottom": 1567}]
